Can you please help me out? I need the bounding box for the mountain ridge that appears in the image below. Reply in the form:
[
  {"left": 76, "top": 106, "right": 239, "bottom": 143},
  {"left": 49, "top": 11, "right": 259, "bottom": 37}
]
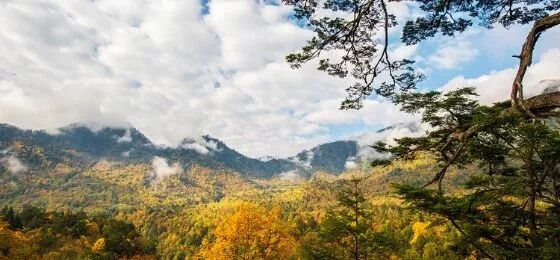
[{"left": 0, "top": 123, "right": 361, "bottom": 178}]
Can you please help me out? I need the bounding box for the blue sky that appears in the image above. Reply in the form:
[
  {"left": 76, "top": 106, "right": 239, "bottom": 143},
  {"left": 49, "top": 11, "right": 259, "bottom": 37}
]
[
  {"left": 0, "top": 0, "right": 559, "bottom": 158},
  {"left": 318, "top": 4, "right": 560, "bottom": 143}
]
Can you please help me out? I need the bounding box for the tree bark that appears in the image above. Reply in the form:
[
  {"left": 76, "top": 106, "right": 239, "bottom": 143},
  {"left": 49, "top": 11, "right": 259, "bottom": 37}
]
[
  {"left": 525, "top": 146, "right": 538, "bottom": 248},
  {"left": 511, "top": 12, "right": 560, "bottom": 116}
]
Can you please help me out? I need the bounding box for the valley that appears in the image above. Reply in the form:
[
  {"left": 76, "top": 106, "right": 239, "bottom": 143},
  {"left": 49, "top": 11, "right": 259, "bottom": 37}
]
[{"left": 0, "top": 123, "right": 468, "bottom": 259}]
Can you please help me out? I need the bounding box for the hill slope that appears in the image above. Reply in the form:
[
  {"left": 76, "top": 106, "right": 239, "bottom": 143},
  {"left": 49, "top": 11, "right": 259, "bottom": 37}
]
[{"left": 0, "top": 123, "right": 362, "bottom": 177}]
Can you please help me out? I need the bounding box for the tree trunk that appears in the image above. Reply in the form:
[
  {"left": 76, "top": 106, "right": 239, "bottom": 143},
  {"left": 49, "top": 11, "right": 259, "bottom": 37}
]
[{"left": 525, "top": 146, "right": 538, "bottom": 247}]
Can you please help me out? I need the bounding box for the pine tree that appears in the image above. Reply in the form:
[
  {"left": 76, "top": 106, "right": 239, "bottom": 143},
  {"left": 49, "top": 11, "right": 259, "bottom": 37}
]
[
  {"left": 308, "top": 178, "right": 383, "bottom": 259},
  {"left": 284, "top": 0, "right": 560, "bottom": 258},
  {"left": 366, "top": 87, "right": 560, "bottom": 258},
  {"left": 1, "top": 206, "right": 22, "bottom": 230}
]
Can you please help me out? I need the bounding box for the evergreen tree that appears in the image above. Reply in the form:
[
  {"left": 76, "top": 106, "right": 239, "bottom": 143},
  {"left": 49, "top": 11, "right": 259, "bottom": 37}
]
[
  {"left": 1, "top": 206, "right": 22, "bottom": 230},
  {"left": 307, "top": 178, "right": 383, "bottom": 259},
  {"left": 19, "top": 205, "right": 46, "bottom": 229},
  {"left": 375, "top": 89, "right": 560, "bottom": 258},
  {"left": 284, "top": 0, "right": 560, "bottom": 258},
  {"left": 284, "top": 0, "right": 560, "bottom": 110}
]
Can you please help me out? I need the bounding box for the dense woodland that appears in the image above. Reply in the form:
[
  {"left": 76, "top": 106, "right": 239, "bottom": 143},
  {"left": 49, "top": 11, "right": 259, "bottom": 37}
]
[{"left": 0, "top": 149, "right": 473, "bottom": 259}]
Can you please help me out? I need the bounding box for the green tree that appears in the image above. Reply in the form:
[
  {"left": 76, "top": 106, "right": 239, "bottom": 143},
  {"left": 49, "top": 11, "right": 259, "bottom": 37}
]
[
  {"left": 284, "top": 0, "right": 560, "bottom": 110},
  {"left": 51, "top": 210, "right": 88, "bottom": 238},
  {"left": 1, "top": 206, "right": 22, "bottom": 230},
  {"left": 377, "top": 90, "right": 560, "bottom": 258},
  {"left": 19, "top": 205, "right": 47, "bottom": 229},
  {"left": 284, "top": 0, "right": 560, "bottom": 258},
  {"left": 102, "top": 219, "right": 145, "bottom": 257},
  {"left": 306, "top": 178, "right": 384, "bottom": 259}
]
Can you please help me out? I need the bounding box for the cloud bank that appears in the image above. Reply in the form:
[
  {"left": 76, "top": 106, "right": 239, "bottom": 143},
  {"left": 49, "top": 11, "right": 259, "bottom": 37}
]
[{"left": 0, "top": 0, "right": 558, "bottom": 158}]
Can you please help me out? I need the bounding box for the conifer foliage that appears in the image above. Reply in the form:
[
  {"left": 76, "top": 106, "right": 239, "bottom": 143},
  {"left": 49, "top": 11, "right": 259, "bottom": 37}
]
[{"left": 285, "top": 0, "right": 560, "bottom": 258}]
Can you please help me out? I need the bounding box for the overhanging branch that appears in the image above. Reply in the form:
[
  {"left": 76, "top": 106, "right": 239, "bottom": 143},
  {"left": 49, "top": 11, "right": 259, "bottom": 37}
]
[{"left": 511, "top": 12, "right": 560, "bottom": 117}]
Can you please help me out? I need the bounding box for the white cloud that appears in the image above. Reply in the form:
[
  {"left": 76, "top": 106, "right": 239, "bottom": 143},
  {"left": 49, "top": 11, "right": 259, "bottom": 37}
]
[
  {"left": 428, "top": 41, "right": 479, "bottom": 69},
  {"left": 116, "top": 129, "right": 132, "bottom": 143},
  {"left": 0, "top": 0, "right": 557, "bottom": 159},
  {"left": 440, "top": 48, "right": 560, "bottom": 105},
  {"left": 149, "top": 156, "right": 181, "bottom": 182},
  {"left": 122, "top": 150, "right": 131, "bottom": 157},
  {"left": 205, "top": 0, "right": 310, "bottom": 71},
  {"left": 351, "top": 121, "right": 428, "bottom": 162},
  {"left": 1, "top": 155, "right": 27, "bottom": 174},
  {"left": 0, "top": 0, "right": 340, "bottom": 157},
  {"left": 181, "top": 142, "right": 210, "bottom": 154},
  {"left": 180, "top": 137, "right": 221, "bottom": 154},
  {"left": 390, "top": 44, "right": 419, "bottom": 61},
  {"left": 290, "top": 150, "right": 314, "bottom": 169},
  {"left": 278, "top": 170, "right": 301, "bottom": 181},
  {"left": 344, "top": 159, "right": 358, "bottom": 170}
]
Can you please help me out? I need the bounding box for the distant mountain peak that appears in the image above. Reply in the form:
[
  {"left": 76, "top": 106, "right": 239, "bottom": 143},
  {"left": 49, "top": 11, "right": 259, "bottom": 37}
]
[
  {"left": 179, "top": 136, "right": 222, "bottom": 155},
  {"left": 293, "top": 140, "right": 358, "bottom": 174},
  {"left": 1, "top": 122, "right": 361, "bottom": 178}
]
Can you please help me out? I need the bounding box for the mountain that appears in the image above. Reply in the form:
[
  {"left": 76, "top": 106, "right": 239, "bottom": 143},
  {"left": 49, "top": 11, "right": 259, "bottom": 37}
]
[
  {"left": 0, "top": 123, "right": 361, "bottom": 178},
  {"left": 292, "top": 140, "right": 359, "bottom": 174}
]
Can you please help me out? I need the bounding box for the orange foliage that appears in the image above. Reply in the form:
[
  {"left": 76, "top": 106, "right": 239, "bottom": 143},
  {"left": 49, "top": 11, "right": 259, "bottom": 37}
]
[{"left": 198, "top": 203, "right": 297, "bottom": 260}]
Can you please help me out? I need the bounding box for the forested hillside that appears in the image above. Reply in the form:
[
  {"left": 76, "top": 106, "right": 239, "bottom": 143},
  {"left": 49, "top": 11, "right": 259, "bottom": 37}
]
[
  {"left": 0, "top": 123, "right": 361, "bottom": 179},
  {"left": 0, "top": 136, "right": 471, "bottom": 258}
]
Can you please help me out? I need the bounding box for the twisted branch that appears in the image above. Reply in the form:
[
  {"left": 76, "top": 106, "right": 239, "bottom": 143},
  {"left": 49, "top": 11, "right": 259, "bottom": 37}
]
[{"left": 511, "top": 12, "right": 560, "bottom": 117}]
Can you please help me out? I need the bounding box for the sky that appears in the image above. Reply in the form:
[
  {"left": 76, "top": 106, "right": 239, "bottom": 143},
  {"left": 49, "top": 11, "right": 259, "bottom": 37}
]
[{"left": 0, "top": 0, "right": 559, "bottom": 158}]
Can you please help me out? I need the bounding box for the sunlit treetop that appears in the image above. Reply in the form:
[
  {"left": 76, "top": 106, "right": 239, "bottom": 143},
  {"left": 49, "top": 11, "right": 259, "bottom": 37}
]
[{"left": 284, "top": 0, "right": 560, "bottom": 109}]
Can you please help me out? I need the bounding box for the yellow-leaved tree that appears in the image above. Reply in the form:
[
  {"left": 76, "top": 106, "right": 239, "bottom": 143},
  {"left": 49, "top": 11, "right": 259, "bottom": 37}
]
[
  {"left": 0, "top": 221, "right": 37, "bottom": 258},
  {"left": 198, "top": 203, "right": 297, "bottom": 260},
  {"left": 91, "top": 238, "right": 106, "bottom": 253}
]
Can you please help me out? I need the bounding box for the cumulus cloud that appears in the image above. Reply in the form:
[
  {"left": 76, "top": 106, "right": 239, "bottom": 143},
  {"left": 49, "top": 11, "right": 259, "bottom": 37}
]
[
  {"left": 0, "top": 0, "right": 557, "bottom": 159},
  {"left": 440, "top": 48, "right": 560, "bottom": 105},
  {"left": 1, "top": 155, "right": 28, "bottom": 174},
  {"left": 0, "top": 0, "right": 336, "bottom": 157},
  {"left": 148, "top": 156, "right": 181, "bottom": 182},
  {"left": 428, "top": 41, "right": 479, "bottom": 69}
]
